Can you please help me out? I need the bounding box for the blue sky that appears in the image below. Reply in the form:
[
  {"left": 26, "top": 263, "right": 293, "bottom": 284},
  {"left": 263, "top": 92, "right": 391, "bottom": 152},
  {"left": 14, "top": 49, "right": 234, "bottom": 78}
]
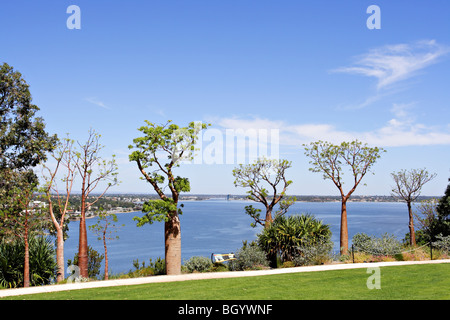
[{"left": 1, "top": 1, "right": 450, "bottom": 196}]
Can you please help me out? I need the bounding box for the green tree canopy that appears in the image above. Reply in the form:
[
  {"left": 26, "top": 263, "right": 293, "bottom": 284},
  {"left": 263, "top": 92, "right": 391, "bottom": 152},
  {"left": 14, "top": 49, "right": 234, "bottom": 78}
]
[
  {"left": 128, "top": 120, "right": 208, "bottom": 275},
  {"left": 303, "top": 140, "right": 385, "bottom": 255},
  {"left": 0, "top": 63, "right": 57, "bottom": 170}
]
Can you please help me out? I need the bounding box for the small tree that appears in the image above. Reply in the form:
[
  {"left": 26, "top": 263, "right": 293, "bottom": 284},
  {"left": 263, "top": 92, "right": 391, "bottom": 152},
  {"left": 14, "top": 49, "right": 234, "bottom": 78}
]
[
  {"left": 304, "top": 140, "right": 384, "bottom": 255},
  {"left": 129, "top": 120, "right": 208, "bottom": 275},
  {"left": 391, "top": 168, "right": 436, "bottom": 246},
  {"left": 413, "top": 198, "right": 439, "bottom": 243},
  {"left": 89, "top": 209, "right": 124, "bottom": 280},
  {"left": 232, "top": 157, "right": 295, "bottom": 228},
  {"left": 0, "top": 170, "right": 44, "bottom": 287}
]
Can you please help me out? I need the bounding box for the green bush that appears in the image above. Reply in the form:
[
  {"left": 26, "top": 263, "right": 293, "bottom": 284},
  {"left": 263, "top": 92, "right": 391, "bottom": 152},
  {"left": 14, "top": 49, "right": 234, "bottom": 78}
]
[
  {"left": 67, "top": 245, "right": 104, "bottom": 279},
  {"left": 183, "top": 256, "right": 213, "bottom": 273},
  {"left": 149, "top": 257, "right": 166, "bottom": 275},
  {"left": 0, "top": 236, "right": 57, "bottom": 288},
  {"left": 229, "top": 242, "right": 269, "bottom": 271},
  {"left": 257, "top": 214, "right": 331, "bottom": 263},
  {"left": 129, "top": 257, "right": 165, "bottom": 277},
  {"left": 352, "top": 232, "right": 402, "bottom": 256},
  {"left": 433, "top": 234, "right": 450, "bottom": 253},
  {"left": 292, "top": 237, "right": 334, "bottom": 266}
]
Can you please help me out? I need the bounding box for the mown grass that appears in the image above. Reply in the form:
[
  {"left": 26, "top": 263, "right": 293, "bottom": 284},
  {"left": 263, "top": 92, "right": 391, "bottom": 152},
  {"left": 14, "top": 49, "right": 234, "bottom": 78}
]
[{"left": 2, "top": 263, "right": 449, "bottom": 300}]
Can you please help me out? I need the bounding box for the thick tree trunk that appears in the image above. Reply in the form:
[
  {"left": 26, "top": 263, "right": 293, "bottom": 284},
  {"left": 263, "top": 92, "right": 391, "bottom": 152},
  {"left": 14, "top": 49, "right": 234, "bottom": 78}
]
[
  {"left": 78, "top": 215, "right": 88, "bottom": 278},
  {"left": 407, "top": 201, "right": 416, "bottom": 246},
  {"left": 340, "top": 199, "right": 349, "bottom": 255},
  {"left": 56, "top": 228, "right": 65, "bottom": 282},
  {"left": 264, "top": 207, "right": 277, "bottom": 267},
  {"left": 165, "top": 212, "right": 181, "bottom": 275},
  {"left": 264, "top": 207, "right": 273, "bottom": 228}
]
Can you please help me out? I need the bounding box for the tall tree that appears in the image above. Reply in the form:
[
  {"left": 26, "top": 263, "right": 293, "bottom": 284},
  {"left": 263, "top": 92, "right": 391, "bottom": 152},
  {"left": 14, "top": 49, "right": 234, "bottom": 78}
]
[
  {"left": 391, "top": 168, "right": 437, "bottom": 246},
  {"left": 129, "top": 120, "right": 208, "bottom": 275},
  {"left": 75, "top": 129, "right": 119, "bottom": 278},
  {"left": 0, "top": 63, "right": 56, "bottom": 286},
  {"left": 232, "top": 157, "right": 295, "bottom": 228},
  {"left": 41, "top": 136, "right": 77, "bottom": 282},
  {"left": 304, "top": 140, "right": 384, "bottom": 255},
  {"left": 1, "top": 62, "right": 57, "bottom": 233},
  {"left": 0, "top": 63, "right": 57, "bottom": 170}
]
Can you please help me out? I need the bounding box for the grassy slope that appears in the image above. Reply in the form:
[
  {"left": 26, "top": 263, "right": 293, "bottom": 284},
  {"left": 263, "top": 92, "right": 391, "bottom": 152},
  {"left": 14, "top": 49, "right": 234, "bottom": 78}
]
[{"left": 3, "top": 263, "right": 450, "bottom": 300}]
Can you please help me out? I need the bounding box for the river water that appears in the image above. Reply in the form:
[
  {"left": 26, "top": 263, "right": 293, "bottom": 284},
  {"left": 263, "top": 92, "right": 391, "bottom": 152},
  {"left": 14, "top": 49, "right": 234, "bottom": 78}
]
[{"left": 61, "top": 200, "right": 410, "bottom": 275}]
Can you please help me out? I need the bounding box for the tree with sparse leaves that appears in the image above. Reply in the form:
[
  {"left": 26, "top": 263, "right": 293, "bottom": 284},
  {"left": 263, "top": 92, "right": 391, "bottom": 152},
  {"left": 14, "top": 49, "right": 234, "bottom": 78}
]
[
  {"left": 75, "top": 129, "right": 119, "bottom": 278},
  {"left": 232, "top": 157, "right": 295, "bottom": 229},
  {"left": 89, "top": 209, "right": 124, "bottom": 280},
  {"left": 391, "top": 168, "right": 436, "bottom": 246},
  {"left": 41, "top": 136, "right": 77, "bottom": 282},
  {"left": 304, "top": 140, "right": 384, "bottom": 255},
  {"left": 129, "top": 120, "right": 208, "bottom": 275}
]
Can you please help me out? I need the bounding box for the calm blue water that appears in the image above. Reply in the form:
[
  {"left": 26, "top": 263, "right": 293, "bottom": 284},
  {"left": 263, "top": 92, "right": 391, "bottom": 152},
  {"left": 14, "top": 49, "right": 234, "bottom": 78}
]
[{"left": 61, "top": 200, "right": 410, "bottom": 275}]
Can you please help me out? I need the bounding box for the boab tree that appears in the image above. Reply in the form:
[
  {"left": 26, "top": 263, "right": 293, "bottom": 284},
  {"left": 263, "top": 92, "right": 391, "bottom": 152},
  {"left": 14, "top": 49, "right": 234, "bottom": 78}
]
[
  {"left": 391, "top": 168, "right": 436, "bottom": 246},
  {"left": 232, "top": 157, "right": 295, "bottom": 228},
  {"left": 75, "top": 129, "right": 119, "bottom": 278},
  {"left": 41, "top": 137, "right": 77, "bottom": 282},
  {"left": 304, "top": 140, "right": 384, "bottom": 255},
  {"left": 129, "top": 120, "right": 208, "bottom": 275}
]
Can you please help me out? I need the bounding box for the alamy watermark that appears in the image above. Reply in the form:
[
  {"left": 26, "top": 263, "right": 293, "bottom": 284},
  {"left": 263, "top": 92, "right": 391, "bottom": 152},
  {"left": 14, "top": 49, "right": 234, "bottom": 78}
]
[
  {"left": 366, "top": 267, "right": 381, "bottom": 289},
  {"left": 67, "top": 5, "right": 81, "bottom": 30},
  {"left": 171, "top": 122, "right": 280, "bottom": 165},
  {"left": 367, "top": 5, "right": 381, "bottom": 30}
]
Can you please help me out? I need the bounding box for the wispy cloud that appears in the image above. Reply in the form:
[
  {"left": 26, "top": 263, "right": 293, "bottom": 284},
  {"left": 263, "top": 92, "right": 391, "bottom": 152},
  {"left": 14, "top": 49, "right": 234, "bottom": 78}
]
[
  {"left": 332, "top": 40, "right": 449, "bottom": 90},
  {"left": 214, "top": 112, "right": 450, "bottom": 148},
  {"left": 85, "top": 97, "right": 110, "bottom": 110}
]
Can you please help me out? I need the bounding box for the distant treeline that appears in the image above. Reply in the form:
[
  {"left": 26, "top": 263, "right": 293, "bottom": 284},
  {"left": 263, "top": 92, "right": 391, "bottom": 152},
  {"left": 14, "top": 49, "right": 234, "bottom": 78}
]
[{"left": 57, "top": 193, "right": 440, "bottom": 206}]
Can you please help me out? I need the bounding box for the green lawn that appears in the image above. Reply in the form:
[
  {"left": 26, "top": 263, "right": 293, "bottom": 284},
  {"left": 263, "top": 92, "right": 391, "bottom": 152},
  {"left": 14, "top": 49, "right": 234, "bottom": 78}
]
[{"left": 3, "top": 263, "right": 450, "bottom": 300}]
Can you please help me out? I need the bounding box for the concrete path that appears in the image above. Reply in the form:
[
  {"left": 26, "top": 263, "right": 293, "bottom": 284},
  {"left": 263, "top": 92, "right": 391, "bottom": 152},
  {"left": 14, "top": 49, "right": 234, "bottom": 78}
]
[{"left": 1, "top": 259, "right": 449, "bottom": 298}]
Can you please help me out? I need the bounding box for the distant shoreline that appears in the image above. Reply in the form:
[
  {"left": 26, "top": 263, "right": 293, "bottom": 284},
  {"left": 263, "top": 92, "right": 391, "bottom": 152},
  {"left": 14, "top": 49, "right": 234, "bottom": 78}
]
[{"left": 67, "top": 197, "right": 432, "bottom": 221}]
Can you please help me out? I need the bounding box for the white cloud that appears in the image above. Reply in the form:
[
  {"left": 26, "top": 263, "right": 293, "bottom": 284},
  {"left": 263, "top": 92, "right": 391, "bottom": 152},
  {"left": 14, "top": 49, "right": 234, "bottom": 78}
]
[
  {"left": 333, "top": 40, "right": 449, "bottom": 90},
  {"left": 86, "top": 97, "right": 110, "bottom": 110},
  {"left": 214, "top": 111, "right": 450, "bottom": 148}
]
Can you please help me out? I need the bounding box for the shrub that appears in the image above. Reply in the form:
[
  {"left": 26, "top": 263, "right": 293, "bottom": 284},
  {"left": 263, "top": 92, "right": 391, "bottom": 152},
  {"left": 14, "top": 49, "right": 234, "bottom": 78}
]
[
  {"left": 183, "top": 256, "right": 213, "bottom": 273},
  {"left": 148, "top": 257, "right": 166, "bottom": 275},
  {"left": 257, "top": 214, "right": 331, "bottom": 263},
  {"left": 433, "top": 234, "right": 450, "bottom": 253},
  {"left": 28, "top": 236, "right": 58, "bottom": 286},
  {"left": 0, "top": 236, "right": 57, "bottom": 288},
  {"left": 128, "top": 258, "right": 155, "bottom": 278},
  {"left": 352, "top": 232, "right": 402, "bottom": 256},
  {"left": 67, "top": 245, "right": 104, "bottom": 279},
  {"left": 292, "top": 237, "right": 334, "bottom": 266},
  {"left": 229, "top": 242, "right": 269, "bottom": 271}
]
